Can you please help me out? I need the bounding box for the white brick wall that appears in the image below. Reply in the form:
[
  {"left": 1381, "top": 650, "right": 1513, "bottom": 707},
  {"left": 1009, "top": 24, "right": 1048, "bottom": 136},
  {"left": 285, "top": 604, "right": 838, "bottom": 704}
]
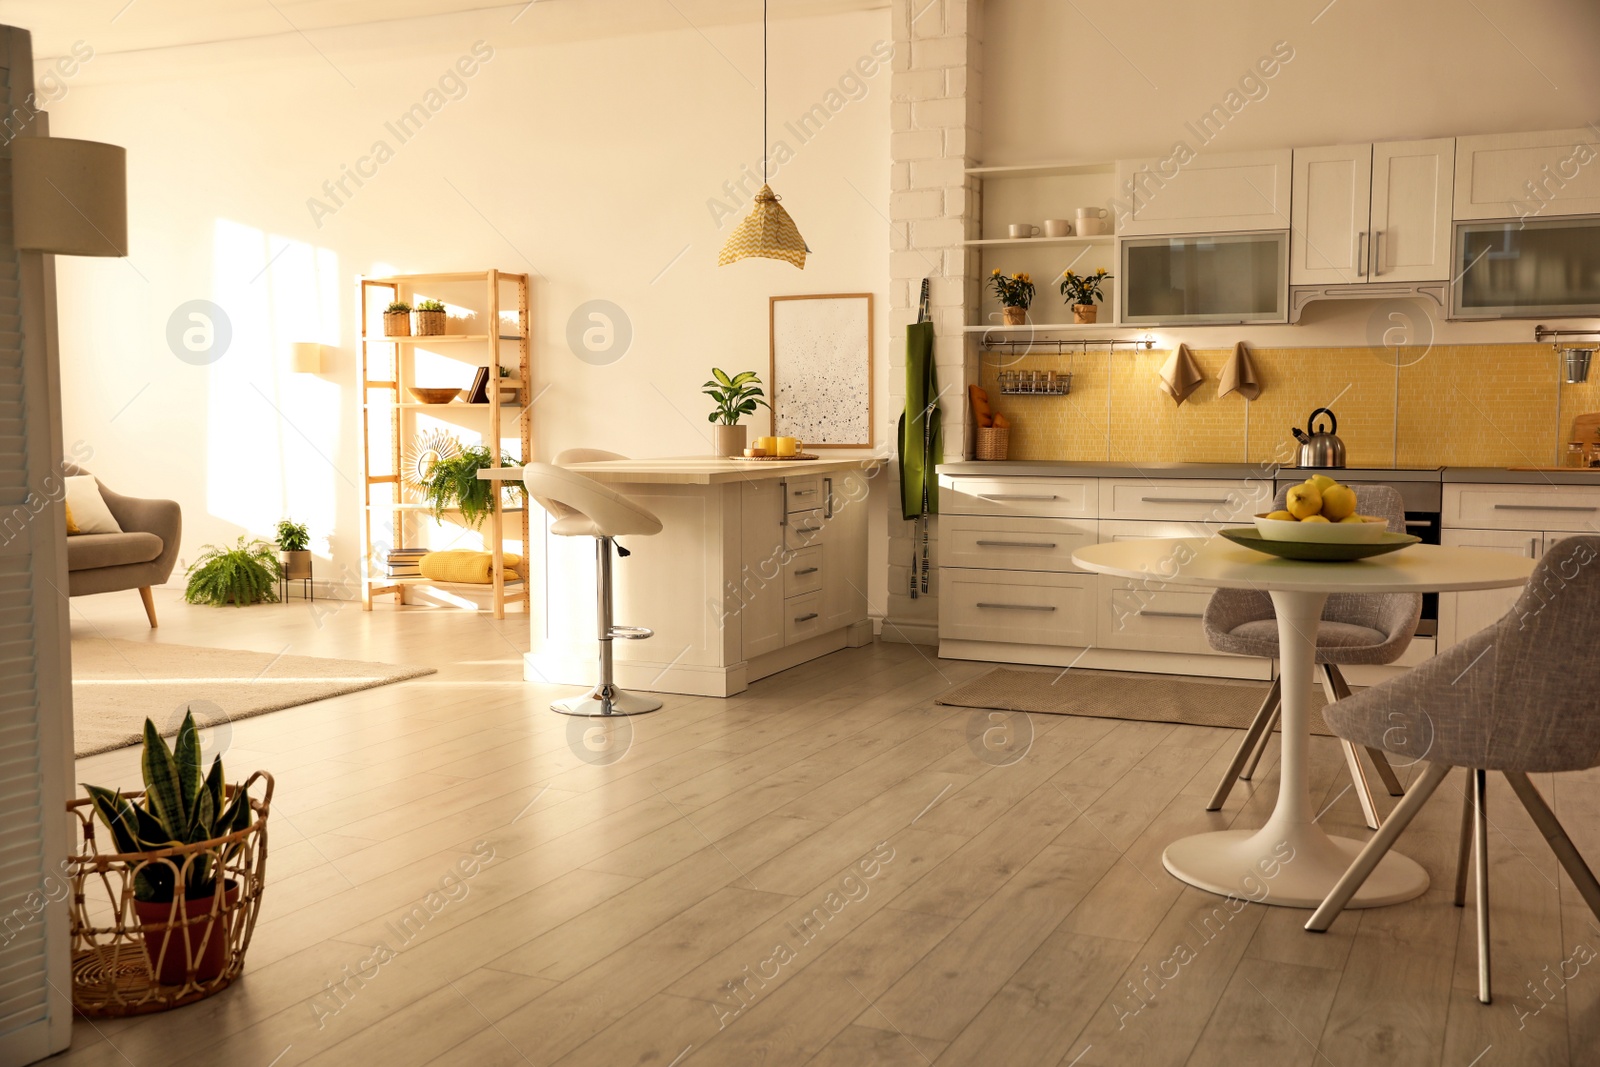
[{"left": 884, "top": 0, "right": 980, "bottom": 642}]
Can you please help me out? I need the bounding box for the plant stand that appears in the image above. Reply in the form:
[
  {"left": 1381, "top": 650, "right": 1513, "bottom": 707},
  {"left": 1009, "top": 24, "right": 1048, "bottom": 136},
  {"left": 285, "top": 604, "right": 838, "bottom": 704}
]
[{"left": 279, "top": 555, "right": 313, "bottom": 601}]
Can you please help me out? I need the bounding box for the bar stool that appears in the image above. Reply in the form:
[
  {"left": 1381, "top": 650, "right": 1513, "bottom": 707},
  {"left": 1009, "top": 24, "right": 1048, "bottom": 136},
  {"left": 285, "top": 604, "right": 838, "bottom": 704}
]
[{"left": 522, "top": 462, "right": 664, "bottom": 717}]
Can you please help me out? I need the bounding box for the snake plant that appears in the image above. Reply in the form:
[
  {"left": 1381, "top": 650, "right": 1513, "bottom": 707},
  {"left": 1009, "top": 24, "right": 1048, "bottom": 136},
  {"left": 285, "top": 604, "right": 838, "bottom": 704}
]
[{"left": 83, "top": 711, "right": 252, "bottom": 902}]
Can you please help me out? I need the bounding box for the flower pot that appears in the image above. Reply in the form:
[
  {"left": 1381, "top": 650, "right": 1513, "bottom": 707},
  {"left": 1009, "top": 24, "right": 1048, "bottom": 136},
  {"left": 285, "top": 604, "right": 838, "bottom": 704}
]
[
  {"left": 713, "top": 424, "right": 748, "bottom": 457},
  {"left": 383, "top": 311, "right": 411, "bottom": 337},
  {"left": 279, "top": 549, "right": 312, "bottom": 580},
  {"left": 1001, "top": 306, "right": 1028, "bottom": 326},
  {"left": 1072, "top": 303, "right": 1097, "bottom": 325},
  {"left": 414, "top": 309, "right": 446, "bottom": 336},
  {"left": 134, "top": 879, "right": 240, "bottom": 986}
]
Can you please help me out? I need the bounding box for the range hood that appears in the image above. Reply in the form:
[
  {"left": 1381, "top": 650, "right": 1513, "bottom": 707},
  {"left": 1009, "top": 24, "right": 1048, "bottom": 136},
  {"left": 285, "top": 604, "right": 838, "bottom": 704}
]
[{"left": 1288, "top": 282, "right": 1447, "bottom": 325}]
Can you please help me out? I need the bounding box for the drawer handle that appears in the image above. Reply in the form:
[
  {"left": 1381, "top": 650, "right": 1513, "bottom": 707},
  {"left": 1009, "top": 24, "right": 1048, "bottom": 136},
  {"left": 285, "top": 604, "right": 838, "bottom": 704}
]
[
  {"left": 793, "top": 612, "right": 819, "bottom": 623},
  {"left": 1140, "top": 496, "right": 1233, "bottom": 505},
  {"left": 976, "top": 602, "right": 1057, "bottom": 612},
  {"left": 1136, "top": 609, "right": 1204, "bottom": 620},
  {"left": 794, "top": 525, "right": 822, "bottom": 534},
  {"left": 791, "top": 488, "right": 817, "bottom": 496},
  {"left": 1492, "top": 504, "right": 1598, "bottom": 513},
  {"left": 977, "top": 493, "right": 1058, "bottom": 501},
  {"left": 1403, "top": 519, "right": 1432, "bottom": 527},
  {"left": 975, "top": 540, "right": 1059, "bottom": 549},
  {"left": 794, "top": 567, "right": 819, "bottom": 576}
]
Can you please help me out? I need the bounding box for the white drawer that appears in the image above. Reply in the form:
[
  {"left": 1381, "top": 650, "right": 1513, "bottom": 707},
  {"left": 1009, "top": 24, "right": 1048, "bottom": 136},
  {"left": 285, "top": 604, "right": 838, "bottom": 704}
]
[
  {"left": 784, "top": 475, "right": 824, "bottom": 514},
  {"left": 784, "top": 510, "right": 826, "bottom": 550},
  {"left": 939, "top": 568, "right": 1097, "bottom": 646},
  {"left": 1444, "top": 484, "right": 1600, "bottom": 532},
  {"left": 941, "top": 515, "right": 1096, "bottom": 573},
  {"left": 1098, "top": 518, "right": 1233, "bottom": 546},
  {"left": 1096, "top": 578, "right": 1217, "bottom": 655},
  {"left": 939, "top": 476, "right": 1097, "bottom": 518},
  {"left": 783, "top": 545, "right": 823, "bottom": 597},
  {"left": 1100, "top": 479, "right": 1269, "bottom": 522},
  {"left": 784, "top": 591, "right": 825, "bottom": 644}
]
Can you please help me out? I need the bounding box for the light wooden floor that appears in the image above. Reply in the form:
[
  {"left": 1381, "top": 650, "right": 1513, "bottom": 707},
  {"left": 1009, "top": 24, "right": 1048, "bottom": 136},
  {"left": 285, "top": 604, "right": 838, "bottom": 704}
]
[{"left": 50, "top": 587, "right": 1600, "bottom": 1067}]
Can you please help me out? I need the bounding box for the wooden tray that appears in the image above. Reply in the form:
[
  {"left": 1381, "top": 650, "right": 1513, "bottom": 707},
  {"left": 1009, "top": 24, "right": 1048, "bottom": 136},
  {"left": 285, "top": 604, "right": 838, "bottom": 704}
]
[{"left": 732, "top": 453, "right": 821, "bottom": 462}]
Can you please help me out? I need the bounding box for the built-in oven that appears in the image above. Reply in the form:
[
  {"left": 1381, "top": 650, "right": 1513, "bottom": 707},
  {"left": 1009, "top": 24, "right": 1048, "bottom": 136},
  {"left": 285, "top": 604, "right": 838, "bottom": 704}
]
[{"left": 1274, "top": 468, "right": 1443, "bottom": 637}]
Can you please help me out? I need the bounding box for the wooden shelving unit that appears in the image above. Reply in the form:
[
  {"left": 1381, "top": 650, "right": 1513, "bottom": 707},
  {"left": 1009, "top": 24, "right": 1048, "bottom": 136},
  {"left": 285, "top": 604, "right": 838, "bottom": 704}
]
[{"left": 358, "top": 270, "right": 531, "bottom": 618}]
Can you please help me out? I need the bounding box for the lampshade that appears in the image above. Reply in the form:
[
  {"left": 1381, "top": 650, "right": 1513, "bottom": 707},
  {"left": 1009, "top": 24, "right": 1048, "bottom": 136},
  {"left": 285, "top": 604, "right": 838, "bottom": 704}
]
[
  {"left": 291, "top": 342, "right": 324, "bottom": 374},
  {"left": 718, "top": 185, "right": 808, "bottom": 269},
  {"left": 13, "top": 136, "right": 127, "bottom": 257}
]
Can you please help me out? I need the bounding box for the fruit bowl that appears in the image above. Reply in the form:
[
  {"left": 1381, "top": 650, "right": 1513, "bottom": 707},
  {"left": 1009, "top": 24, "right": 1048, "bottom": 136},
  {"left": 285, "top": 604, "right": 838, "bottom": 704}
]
[{"left": 1253, "top": 513, "right": 1387, "bottom": 543}]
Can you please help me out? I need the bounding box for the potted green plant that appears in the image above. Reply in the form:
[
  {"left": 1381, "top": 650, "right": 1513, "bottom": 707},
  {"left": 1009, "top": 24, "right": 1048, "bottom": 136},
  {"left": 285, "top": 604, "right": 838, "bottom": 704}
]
[
  {"left": 702, "top": 368, "right": 770, "bottom": 457},
  {"left": 183, "top": 537, "right": 281, "bottom": 606},
  {"left": 415, "top": 298, "right": 446, "bottom": 336},
  {"left": 383, "top": 300, "right": 412, "bottom": 337},
  {"left": 989, "top": 269, "right": 1035, "bottom": 326},
  {"left": 274, "top": 519, "right": 311, "bottom": 582},
  {"left": 419, "top": 445, "right": 523, "bottom": 528},
  {"left": 81, "top": 711, "right": 262, "bottom": 987},
  {"left": 1060, "top": 267, "right": 1112, "bottom": 324}
]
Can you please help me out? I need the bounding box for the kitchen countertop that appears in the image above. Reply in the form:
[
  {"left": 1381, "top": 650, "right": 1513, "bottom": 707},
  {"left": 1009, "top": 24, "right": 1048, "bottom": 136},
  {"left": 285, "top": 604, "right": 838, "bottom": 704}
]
[
  {"left": 1443, "top": 467, "right": 1600, "bottom": 485},
  {"left": 938, "top": 460, "right": 1600, "bottom": 486},
  {"left": 480, "top": 456, "right": 882, "bottom": 485}
]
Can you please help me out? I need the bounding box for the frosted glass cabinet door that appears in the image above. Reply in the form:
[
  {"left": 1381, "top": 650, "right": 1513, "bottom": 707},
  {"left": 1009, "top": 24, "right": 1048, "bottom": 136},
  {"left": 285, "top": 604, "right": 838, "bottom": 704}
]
[
  {"left": 1452, "top": 216, "right": 1600, "bottom": 318},
  {"left": 1120, "top": 232, "right": 1289, "bottom": 325}
]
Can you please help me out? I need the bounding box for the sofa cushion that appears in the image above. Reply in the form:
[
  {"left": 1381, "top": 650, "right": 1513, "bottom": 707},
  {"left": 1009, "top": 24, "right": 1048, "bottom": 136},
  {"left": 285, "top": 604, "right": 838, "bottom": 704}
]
[{"left": 66, "top": 532, "right": 164, "bottom": 571}]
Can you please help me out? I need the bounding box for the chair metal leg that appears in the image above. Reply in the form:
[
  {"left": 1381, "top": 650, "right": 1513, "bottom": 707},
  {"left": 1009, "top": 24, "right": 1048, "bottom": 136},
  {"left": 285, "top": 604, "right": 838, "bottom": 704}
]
[
  {"left": 1321, "top": 665, "right": 1382, "bottom": 830},
  {"left": 1454, "top": 774, "right": 1473, "bottom": 908},
  {"left": 1240, "top": 703, "right": 1280, "bottom": 781},
  {"left": 553, "top": 536, "right": 664, "bottom": 718},
  {"left": 1503, "top": 771, "right": 1600, "bottom": 924},
  {"left": 1323, "top": 665, "right": 1406, "bottom": 797},
  {"left": 1306, "top": 761, "right": 1451, "bottom": 933},
  {"left": 1472, "top": 768, "right": 1492, "bottom": 1004},
  {"left": 1208, "top": 676, "right": 1281, "bottom": 811}
]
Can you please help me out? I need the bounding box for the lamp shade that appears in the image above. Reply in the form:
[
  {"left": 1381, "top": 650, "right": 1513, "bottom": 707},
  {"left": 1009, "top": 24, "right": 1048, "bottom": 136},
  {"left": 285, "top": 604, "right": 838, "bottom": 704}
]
[
  {"left": 718, "top": 185, "right": 807, "bottom": 269},
  {"left": 12, "top": 136, "right": 128, "bottom": 257},
  {"left": 291, "top": 342, "right": 324, "bottom": 374}
]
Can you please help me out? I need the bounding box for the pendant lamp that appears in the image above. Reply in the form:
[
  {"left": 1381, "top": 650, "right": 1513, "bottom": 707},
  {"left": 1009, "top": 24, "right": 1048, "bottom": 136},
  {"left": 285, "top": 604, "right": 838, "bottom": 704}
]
[{"left": 718, "top": 0, "right": 808, "bottom": 269}]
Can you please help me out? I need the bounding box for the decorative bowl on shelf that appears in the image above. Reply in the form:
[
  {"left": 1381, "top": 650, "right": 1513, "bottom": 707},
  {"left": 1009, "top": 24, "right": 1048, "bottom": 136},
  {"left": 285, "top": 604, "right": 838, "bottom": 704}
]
[
  {"left": 1252, "top": 513, "right": 1387, "bottom": 544},
  {"left": 408, "top": 387, "right": 462, "bottom": 405}
]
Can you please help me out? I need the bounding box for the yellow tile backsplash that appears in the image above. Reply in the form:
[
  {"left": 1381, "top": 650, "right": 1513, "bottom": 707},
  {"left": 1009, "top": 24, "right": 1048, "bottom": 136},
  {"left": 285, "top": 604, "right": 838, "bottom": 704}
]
[{"left": 978, "top": 344, "right": 1580, "bottom": 469}]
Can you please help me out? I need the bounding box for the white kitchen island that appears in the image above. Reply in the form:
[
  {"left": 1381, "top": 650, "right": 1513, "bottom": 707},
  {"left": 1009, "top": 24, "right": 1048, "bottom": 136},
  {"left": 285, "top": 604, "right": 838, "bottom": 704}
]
[{"left": 484, "top": 457, "right": 879, "bottom": 697}]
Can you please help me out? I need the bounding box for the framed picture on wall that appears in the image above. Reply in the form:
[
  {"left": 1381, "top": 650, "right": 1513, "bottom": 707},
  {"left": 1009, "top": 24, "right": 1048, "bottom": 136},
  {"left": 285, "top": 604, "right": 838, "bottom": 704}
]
[{"left": 768, "top": 293, "right": 874, "bottom": 449}]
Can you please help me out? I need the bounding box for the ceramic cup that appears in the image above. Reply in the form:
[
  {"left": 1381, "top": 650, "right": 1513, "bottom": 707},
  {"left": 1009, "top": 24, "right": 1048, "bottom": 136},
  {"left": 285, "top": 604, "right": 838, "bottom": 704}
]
[
  {"left": 775, "top": 436, "right": 798, "bottom": 457},
  {"left": 1042, "top": 218, "right": 1073, "bottom": 238},
  {"left": 1075, "top": 207, "right": 1109, "bottom": 236},
  {"left": 1007, "top": 223, "right": 1040, "bottom": 239}
]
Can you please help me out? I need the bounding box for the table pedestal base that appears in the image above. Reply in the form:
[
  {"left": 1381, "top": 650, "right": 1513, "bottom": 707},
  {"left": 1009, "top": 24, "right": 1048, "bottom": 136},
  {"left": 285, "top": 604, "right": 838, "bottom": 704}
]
[{"left": 1163, "top": 824, "right": 1429, "bottom": 909}]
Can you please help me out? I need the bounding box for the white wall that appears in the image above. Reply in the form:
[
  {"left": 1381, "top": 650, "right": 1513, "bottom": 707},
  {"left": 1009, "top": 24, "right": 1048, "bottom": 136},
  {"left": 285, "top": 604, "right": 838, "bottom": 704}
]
[{"left": 44, "top": 5, "right": 892, "bottom": 600}]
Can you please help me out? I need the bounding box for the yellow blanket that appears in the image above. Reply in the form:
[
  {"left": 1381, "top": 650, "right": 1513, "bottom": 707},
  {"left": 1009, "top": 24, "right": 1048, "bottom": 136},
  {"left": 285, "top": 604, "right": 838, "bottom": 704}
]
[{"left": 418, "top": 550, "right": 522, "bottom": 584}]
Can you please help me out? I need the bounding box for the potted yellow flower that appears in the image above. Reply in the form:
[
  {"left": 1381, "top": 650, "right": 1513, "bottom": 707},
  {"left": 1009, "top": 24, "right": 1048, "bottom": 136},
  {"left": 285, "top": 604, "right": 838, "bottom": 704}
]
[
  {"left": 988, "top": 269, "right": 1035, "bottom": 326},
  {"left": 1060, "top": 267, "right": 1112, "bottom": 324}
]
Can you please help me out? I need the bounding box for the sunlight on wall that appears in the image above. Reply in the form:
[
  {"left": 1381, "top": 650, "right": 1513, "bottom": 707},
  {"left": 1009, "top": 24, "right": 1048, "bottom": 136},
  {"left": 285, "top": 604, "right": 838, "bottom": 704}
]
[{"left": 208, "top": 219, "right": 343, "bottom": 548}]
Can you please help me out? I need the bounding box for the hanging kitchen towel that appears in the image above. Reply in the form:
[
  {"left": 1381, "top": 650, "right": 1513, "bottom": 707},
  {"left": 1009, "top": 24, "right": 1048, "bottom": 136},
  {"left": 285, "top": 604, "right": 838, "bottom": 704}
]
[
  {"left": 1158, "top": 344, "right": 1205, "bottom": 406},
  {"left": 1218, "top": 341, "right": 1262, "bottom": 400},
  {"left": 897, "top": 319, "right": 943, "bottom": 521}
]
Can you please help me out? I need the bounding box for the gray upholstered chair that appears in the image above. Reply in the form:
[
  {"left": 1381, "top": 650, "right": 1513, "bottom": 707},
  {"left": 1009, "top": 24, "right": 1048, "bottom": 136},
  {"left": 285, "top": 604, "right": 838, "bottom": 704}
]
[
  {"left": 1305, "top": 535, "right": 1600, "bottom": 1004},
  {"left": 63, "top": 463, "right": 181, "bottom": 627},
  {"left": 553, "top": 448, "right": 627, "bottom": 465},
  {"left": 1204, "top": 484, "right": 1418, "bottom": 828}
]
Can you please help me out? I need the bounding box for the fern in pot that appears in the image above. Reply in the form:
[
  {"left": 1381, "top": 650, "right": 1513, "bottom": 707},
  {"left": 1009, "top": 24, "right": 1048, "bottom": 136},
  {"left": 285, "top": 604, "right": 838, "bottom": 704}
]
[
  {"left": 184, "top": 537, "right": 281, "bottom": 606},
  {"left": 274, "top": 519, "right": 311, "bottom": 581},
  {"left": 419, "top": 445, "right": 523, "bottom": 528}
]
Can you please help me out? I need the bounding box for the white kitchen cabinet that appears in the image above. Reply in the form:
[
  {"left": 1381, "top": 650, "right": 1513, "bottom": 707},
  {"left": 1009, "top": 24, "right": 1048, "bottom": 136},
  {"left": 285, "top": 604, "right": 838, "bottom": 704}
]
[
  {"left": 820, "top": 471, "right": 869, "bottom": 634},
  {"left": 740, "top": 479, "right": 787, "bottom": 660},
  {"left": 1437, "top": 528, "right": 1542, "bottom": 647},
  {"left": 1454, "top": 127, "right": 1600, "bottom": 220},
  {"left": 1290, "top": 139, "right": 1453, "bottom": 285},
  {"left": 940, "top": 514, "right": 1096, "bottom": 572},
  {"left": 939, "top": 568, "right": 1098, "bottom": 646},
  {"left": 939, "top": 475, "right": 1097, "bottom": 519},
  {"left": 1443, "top": 483, "right": 1600, "bottom": 532},
  {"left": 1115, "top": 148, "right": 1292, "bottom": 235},
  {"left": 1099, "top": 479, "right": 1268, "bottom": 523}
]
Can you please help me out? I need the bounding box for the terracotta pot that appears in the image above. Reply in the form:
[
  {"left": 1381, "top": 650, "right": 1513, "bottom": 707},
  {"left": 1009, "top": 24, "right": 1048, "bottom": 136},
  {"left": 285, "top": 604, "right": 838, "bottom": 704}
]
[
  {"left": 1072, "top": 303, "right": 1097, "bottom": 324},
  {"left": 134, "top": 880, "right": 239, "bottom": 986},
  {"left": 383, "top": 311, "right": 411, "bottom": 337},
  {"left": 1001, "top": 306, "right": 1027, "bottom": 326},
  {"left": 279, "top": 550, "right": 312, "bottom": 580},
  {"left": 414, "top": 309, "right": 446, "bottom": 336},
  {"left": 712, "top": 424, "right": 748, "bottom": 457}
]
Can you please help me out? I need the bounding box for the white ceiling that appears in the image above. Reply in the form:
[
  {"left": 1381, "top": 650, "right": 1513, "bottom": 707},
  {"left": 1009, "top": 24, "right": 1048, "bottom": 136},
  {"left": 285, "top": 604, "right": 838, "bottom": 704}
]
[{"left": 0, "top": 0, "right": 888, "bottom": 59}]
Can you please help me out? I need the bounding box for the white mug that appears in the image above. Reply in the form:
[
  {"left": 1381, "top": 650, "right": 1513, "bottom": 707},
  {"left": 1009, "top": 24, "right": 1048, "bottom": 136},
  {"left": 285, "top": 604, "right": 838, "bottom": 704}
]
[
  {"left": 1007, "top": 223, "right": 1040, "bottom": 239},
  {"left": 1042, "top": 218, "right": 1073, "bottom": 238},
  {"left": 1075, "top": 206, "right": 1109, "bottom": 236}
]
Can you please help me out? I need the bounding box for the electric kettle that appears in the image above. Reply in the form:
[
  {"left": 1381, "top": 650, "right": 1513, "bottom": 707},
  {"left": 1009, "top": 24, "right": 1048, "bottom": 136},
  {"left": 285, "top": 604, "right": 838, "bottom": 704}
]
[{"left": 1292, "top": 407, "right": 1346, "bottom": 468}]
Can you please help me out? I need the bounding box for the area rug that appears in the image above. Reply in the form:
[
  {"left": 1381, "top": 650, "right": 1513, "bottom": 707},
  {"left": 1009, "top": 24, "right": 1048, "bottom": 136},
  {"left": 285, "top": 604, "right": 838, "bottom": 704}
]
[
  {"left": 935, "top": 667, "right": 1332, "bottom": 735},
  {"left": 72, "top": 639, "right": 437, "bottom": 757}
]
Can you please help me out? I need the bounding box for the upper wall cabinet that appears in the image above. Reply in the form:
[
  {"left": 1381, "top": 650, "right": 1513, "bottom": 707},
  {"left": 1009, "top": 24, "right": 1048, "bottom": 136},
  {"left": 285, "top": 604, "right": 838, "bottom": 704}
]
[
  {"left": 1454, "top": 127, "right": 1600, "bottom": 220},
  {"left": 1290, "top": 138, "right": 1454, "bottom": 285},
  {"left": 1115, "top": 149, "right": 1292, "bottom": 235}
]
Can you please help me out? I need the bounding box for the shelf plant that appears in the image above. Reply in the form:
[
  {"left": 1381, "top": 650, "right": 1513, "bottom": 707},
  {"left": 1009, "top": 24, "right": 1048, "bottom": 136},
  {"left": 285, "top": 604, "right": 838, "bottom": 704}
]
[
  {"left": 988, "top": 270, "right": 1035, "bottom": 326},
  {"left": 415, "top": 298, "right": 446, "bottom": 337},
  {"left": 274, "top": 519, "right": 312, "bottom": 582},
  {"left": 383, "top": 300, "right": 412, "bottom": 337},
  {"left": 1060, "top": 267, "right": 1112, "bottom": 324},
  {"left": 184, "top": 537, "right": 281, "bottom": 606},
  {"left": 702, "top": 368, "right": 770, "bottom": 457},
  {"left": 419, "top": 445, "right": 523, "bottom": 529}
]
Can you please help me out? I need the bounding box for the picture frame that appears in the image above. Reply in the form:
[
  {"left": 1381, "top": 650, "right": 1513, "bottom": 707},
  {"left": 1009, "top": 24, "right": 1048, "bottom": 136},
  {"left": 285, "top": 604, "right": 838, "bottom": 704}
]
[{"left": 768, "top": 293, "right": 874, "bottom": 449}]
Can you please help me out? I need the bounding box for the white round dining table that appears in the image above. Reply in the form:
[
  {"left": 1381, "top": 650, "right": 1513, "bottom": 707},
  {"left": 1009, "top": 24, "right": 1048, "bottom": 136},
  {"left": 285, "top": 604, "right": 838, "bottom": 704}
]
[{"left": 1071, "top": 535, "right": 1535, "bottom": 909}]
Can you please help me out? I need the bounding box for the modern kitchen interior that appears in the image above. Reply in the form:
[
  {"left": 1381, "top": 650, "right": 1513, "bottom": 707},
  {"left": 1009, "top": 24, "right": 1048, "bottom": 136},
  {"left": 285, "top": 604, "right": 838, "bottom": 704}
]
[{"left": 7, "top": 2, "right": 1600, "bottom": 1066}]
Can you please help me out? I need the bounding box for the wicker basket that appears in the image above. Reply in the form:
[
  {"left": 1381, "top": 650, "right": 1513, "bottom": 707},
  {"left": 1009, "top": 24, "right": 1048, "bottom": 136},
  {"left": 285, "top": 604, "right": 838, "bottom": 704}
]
[
  {"left": 383, "top": 310, "right": 411, "bottom": 337},
  {"left": 67, "top": 772, "right": 272, "bottom": 1016},
  {"left": 415, "top": 309, "right": 446, "bottom": 336},
  {"left": 975, "top": 426, "right": 1010, "bottom": 461}
]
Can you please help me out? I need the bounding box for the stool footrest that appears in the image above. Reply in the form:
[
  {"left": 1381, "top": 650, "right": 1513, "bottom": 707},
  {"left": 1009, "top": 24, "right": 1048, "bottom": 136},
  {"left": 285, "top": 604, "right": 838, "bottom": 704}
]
[{"left": 610, "top": 625, "right": 654, "bottom": 640}]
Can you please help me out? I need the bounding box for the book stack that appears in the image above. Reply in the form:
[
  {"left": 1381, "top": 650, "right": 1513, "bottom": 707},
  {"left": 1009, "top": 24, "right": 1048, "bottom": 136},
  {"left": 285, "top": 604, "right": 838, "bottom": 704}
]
[{"left": 386, "top": 547, "right": 428, "bottom": 579}]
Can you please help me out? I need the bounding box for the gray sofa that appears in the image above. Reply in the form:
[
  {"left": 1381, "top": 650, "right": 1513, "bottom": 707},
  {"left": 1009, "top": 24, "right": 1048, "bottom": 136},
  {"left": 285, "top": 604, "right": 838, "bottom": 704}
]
[{"left": 64, "top": 463, "right": 181, "bottom": 626}]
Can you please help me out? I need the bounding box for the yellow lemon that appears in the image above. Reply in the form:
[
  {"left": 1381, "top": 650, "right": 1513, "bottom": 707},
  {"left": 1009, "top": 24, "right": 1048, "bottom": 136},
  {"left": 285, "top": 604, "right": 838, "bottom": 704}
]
[
  {"left": 1301, "top": 514, "right": 1331, "bottom": 523},
  {"left": 1265, "top": 510, "right": 1296, "bottom": 522},
  {"left": 1307, "top": 474, "right": 1337, "bottom": 492},
  {"left": 1285, "top": 483, "right": 1322, "bottom": 519},
  {"left": 1337, "top": 514, "right": 1367, "bottom": 523},
  {"left": 1320, "top": 484, "right": 1357, "bottom": 521}
]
